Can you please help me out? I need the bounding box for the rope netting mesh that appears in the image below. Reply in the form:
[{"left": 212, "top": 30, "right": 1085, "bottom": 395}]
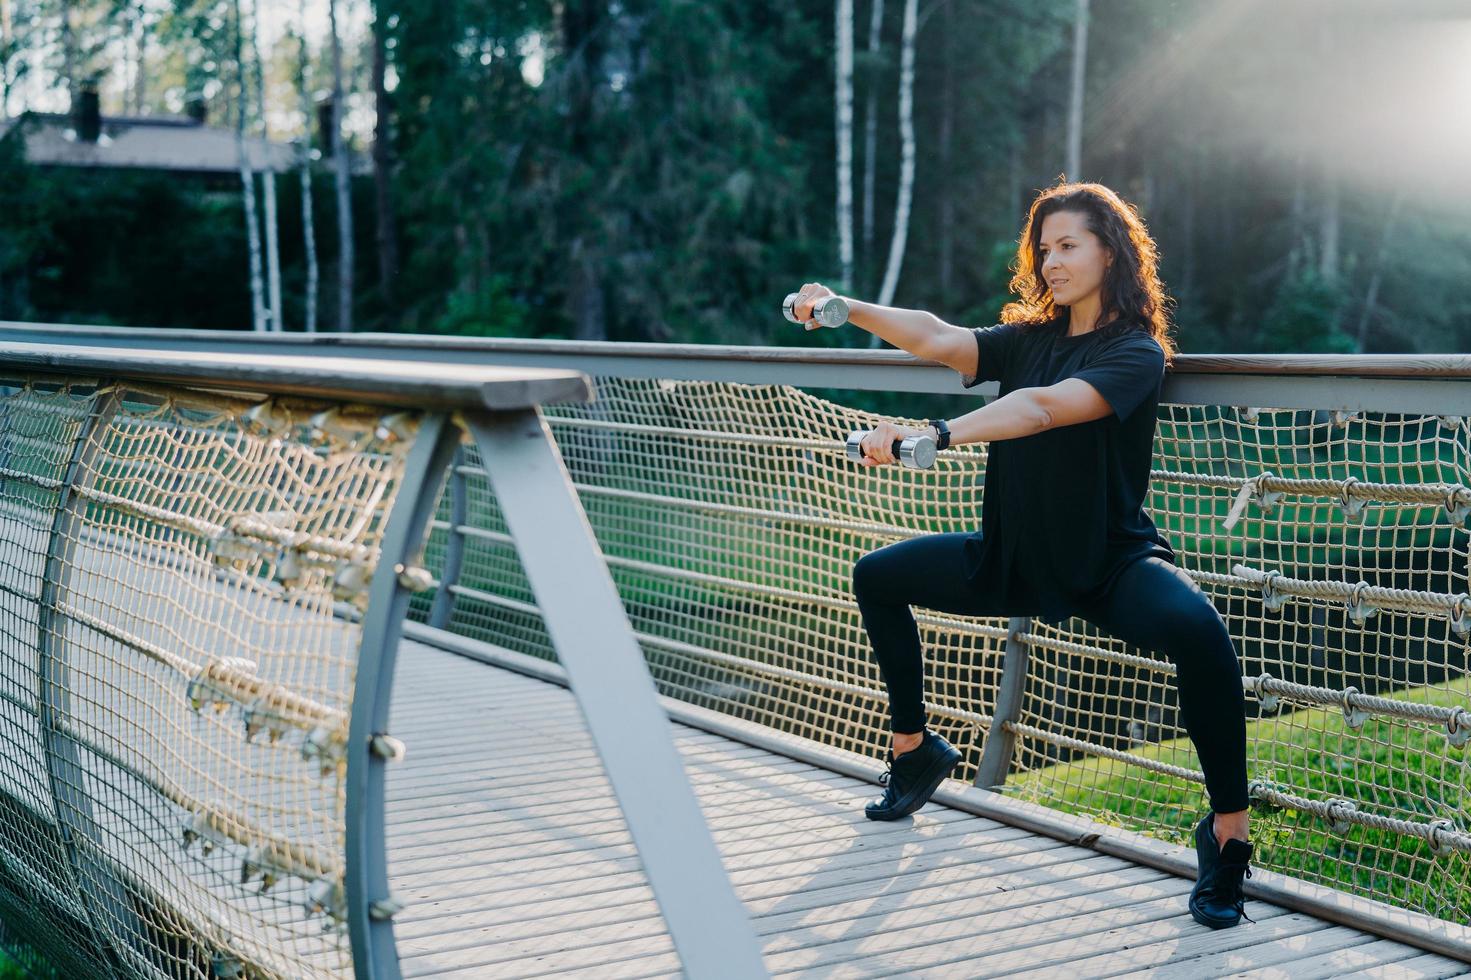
[
  {"left": 411, "top": 375, "right": 1471, "bottom": 923},
  {"left": 0, "top": 376, "right": 416, "bottom": 979}
]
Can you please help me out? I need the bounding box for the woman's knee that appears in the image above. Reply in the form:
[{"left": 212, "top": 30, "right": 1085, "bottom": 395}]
[
  {"left": 854, "top": 533, "right": 971, "bottom": 609},
  {"left": 852, "top": 540, "right": 919, "bottom": 604},
  {"left": 851, "top": 549, "right": 891, "bottom": 603},
  {"left": 1158, "top": 599, "right": 1239, "bottom": 674},
  {"left": 1108, "top": 564, "right": 1235, "bottom": 654}
]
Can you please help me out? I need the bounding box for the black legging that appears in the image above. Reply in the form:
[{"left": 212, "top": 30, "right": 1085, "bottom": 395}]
[{"left": 853, "top": 530, "right": 1250, "bottom": 814}]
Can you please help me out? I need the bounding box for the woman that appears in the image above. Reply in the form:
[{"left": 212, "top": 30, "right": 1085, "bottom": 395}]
[{"left": 789, "top": 180, "right": 1254, "bottom": 930}]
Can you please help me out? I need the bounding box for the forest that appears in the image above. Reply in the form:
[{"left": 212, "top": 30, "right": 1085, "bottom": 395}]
[{"left": 1, "top": 0, "right": 1469, "bottom": 357}]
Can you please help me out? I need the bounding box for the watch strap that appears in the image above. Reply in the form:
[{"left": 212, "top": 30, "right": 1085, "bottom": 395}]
[{"left": 926, "top": 418, "right": 951, "bottom": 451}]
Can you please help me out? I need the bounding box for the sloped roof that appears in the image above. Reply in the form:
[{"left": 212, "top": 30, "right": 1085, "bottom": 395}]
[{"left": 0, "top": 112, "right": 308, "bottom": 174}]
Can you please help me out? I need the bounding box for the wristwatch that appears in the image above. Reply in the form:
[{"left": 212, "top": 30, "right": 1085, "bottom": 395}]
[{"left": 926, "top": 418, "right": 951, "bottom": 451}]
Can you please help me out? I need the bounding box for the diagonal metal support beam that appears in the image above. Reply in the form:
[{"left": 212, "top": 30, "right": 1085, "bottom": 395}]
[{"left": 466, "top": 408, "right": 767, "bottom": 980}]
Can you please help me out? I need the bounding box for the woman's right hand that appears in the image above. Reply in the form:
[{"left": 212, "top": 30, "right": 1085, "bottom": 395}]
[{"left": 791, "top": 282, "right": 838, "bottom": 330}]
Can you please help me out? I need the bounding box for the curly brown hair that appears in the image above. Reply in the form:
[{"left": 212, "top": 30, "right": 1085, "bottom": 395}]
[{"left": 999, "top": 179, "right": 1177, "bottom": 365}]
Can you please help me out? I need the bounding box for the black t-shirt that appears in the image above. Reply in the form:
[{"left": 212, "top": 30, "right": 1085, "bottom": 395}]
[{"left": 956, "top": 315, "right": 1176, "bottom": 624}]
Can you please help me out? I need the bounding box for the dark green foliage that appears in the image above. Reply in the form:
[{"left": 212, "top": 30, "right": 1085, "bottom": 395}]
[
  {"left": 1255, "top": 267, "right": 1356, "bottom": 354},
  {"left": 3, "top": 0, "right": 1469, "bottom": 355}
]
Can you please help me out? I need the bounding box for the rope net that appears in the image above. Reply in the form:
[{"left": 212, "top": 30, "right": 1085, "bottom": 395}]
[
  {"left": 0, "top": 377, "right": 417, "bottom": 979},
  {"left": 411, "top": 374, "right": 1471, "bottom": 924}
]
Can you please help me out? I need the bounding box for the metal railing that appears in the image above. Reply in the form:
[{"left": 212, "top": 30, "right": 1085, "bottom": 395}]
[
  {"left": 0, "top": 338, "right": 765, "bottom": 979},
  {"left": 4, "top": 323, "right": 1471, "bottom": 966}
]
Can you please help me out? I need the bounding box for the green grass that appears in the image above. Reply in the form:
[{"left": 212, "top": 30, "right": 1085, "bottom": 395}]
[{"left": 1007, "top": 676, "right": 1471, "bottom": 919}]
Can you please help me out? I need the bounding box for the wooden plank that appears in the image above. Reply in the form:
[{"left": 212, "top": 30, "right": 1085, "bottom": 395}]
[
  {"left": 386, "top": 758, "right": 853, "bottom": 835},
  {"left": 386, "top": 641, "right": 1464, "bottom": 980},
  {"left": 388, "top": 806, "right": 1012, "bottom": 906},
  {"left": 998, "top": 910, "right": 1323, "bottom": 980},
  {"left": 385, "top": 765, "right": 976, "bottom": 865},
  {"left": 391, "top": 816, "right": 1043, "bottom": 933},
  {"left": 0, "top": 341, "right": 594, "bottom": 410},
  {"left": 763, "top": 885, "right": 1197, "bottom": 977},
  {"left": 1110, "top": 926, "right": 1379, "bottom": 979},
  {"left": 1336, "top": 951, "right": 1471, "bottom": 979},
  {"left": 399, "top": 849, "right": 1139, "bottom": 947},
  {"left": 396, "top": 831, "right": 1140, "bottom": 952},
  {"left": 1226, "top": 939, "right": 1464, "bottom": 979},
  {"left": 399, "top": 864, "right": 1177, "bottom": 974},
  {"left": 385, "top": 771, "right": 870, "bottom": 865},
  {"left": 381, "top": 732, "right": 752, "bottom": 784},
  {"left": 390, "top": 746, "right": 847, "bottom": 804},
  {"left": 499, "top": 879, "right": 1194, "bottom": 979}
]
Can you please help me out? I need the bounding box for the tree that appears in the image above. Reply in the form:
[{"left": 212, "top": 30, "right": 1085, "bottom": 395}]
[
  {"left": 371, "top": 0, "right": 397, "bottom": 311},
  {"left": 294, "top": 0, "right": 318, "bottom": 332},
  {"left": 859, "top": 0, "right": 883, "bottom": 296},
  {"left": 834, "top": 0, "right": 853, "bottom": 294},
  {"left": 232, "top": 0, "right": 266, "bottom": 332},
  {"left": 0, "top": 0, "right": 38, "bottom": 118},
  {"left": 1065, "top": 0, "right": 1088, "bottom": 179},
  {"left": 247, "top": 0, "right": 281, "bottom": 330},
  {"left": 867, "top": 0, "right": 914, "bottom": 347},
  {"left": 558, "top": 0, "right": 609, "bottom": 341},
  {"left": 327, "top": 0, "right": 352, "bottom": 331}
]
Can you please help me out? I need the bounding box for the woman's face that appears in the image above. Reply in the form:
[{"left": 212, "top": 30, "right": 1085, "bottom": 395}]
[{"left": 1038, "top": 209, "right": 1111, "bottom": 308}]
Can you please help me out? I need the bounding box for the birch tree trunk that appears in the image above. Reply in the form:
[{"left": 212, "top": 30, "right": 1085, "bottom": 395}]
[
  {"left": 835, "top": 0, "right": 854, "bottom": 293},
  {"left": 860, "top": 0, "right": 883, "bottom": 295},
  {"left": 328, "top": 0, "right": 354, "bottom": 332},
  {"left": 296, "top": 0, "right": 319, "bottom": 333},
  {"left": 1, "top": 0, "right": 14, "bottom": 119},
  {"left": 60, "top": 0, "right": 77, "bottom": 108},
  {"left": 134, "top": 5, "right": 146, "bottom": 113},
  {"left": 249, "top": 0, "right": 282, "bottom": 330},
  {"left": 261, "top": 175, "right": 282, "bottom": 329},
  {"left": 869, "top": 0, "right": 915, "bottom": 348},
  {"left": 1066, "top": 0, "right": 1089, "bottom": 181},
  {"left": 233, "top": 0, "right": 266, "bottom": 332}
]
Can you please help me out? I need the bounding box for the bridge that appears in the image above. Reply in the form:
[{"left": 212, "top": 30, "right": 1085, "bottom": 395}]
[{"left": 0, "top": 322, "right": 1466, "bottom": 978}]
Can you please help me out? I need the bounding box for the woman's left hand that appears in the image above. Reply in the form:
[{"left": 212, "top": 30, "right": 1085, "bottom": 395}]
[{"left": 857, "top": 421, "right": 930, "bottom": 466}]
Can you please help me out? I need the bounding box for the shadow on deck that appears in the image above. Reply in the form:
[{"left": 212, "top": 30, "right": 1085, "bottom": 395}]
[{"left": 384, "top": 639, "right": 1470, "bottom": 979}]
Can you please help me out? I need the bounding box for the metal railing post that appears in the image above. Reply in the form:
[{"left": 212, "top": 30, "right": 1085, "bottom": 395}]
[
  {"left": 975, "top": 616, "right": 1033, "bottom": 790},
  {"left": 35, "top": 384, "right": 149, "bottom": 975},
  {"left": 345, "top": 412, "right": 462, "bottom": 980},
  {"left": 427, "top": 445, "right": 467, "bottom": 631}
]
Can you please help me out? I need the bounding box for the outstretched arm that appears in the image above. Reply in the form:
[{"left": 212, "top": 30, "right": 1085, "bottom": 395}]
[
  {"left": 944, "top": 380, "right": 1112, "bottom": 447},
  {"left": 841, "top": 298, "right": 953, "bottom": 360},
  {"left": 858, "top": 380, "right": 1113, "bottom": 466}
]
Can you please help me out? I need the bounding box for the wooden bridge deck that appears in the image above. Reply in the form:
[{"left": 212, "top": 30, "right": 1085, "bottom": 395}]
[{"left": 383, "top": 639, "right": 1471, "bottom": 979}]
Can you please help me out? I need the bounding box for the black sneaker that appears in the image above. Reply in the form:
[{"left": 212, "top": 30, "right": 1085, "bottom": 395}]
[
  {"left": 1189, "top": 811, "right": 1256, "bottom": 928},
  {"left": 864, "top": 729, "right": 963, "bottom": 821}
]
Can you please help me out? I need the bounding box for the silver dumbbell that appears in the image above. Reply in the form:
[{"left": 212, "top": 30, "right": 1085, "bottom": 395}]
[
  {"left": 783, "top": 292, "right": 850, "bottom": 328},
  {"left": 846, "top": 430, "right": 936, "bottom": 469}
]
